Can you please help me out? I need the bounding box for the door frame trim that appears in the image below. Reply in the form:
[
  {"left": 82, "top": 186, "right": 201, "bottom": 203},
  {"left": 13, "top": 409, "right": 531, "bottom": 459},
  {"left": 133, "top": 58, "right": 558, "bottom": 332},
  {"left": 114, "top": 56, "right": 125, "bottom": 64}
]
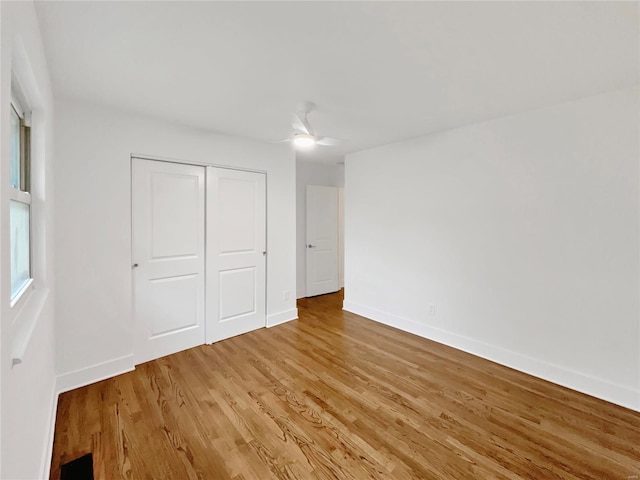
[{"left": 131, "top": 153, "right": 267, "bottom": 174}]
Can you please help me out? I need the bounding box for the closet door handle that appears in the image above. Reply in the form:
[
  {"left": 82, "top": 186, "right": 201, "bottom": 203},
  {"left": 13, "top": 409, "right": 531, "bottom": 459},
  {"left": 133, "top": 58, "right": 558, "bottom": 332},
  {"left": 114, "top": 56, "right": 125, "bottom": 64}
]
[{"left": 307, "top": 244, "right": 317, "bottom": 248}]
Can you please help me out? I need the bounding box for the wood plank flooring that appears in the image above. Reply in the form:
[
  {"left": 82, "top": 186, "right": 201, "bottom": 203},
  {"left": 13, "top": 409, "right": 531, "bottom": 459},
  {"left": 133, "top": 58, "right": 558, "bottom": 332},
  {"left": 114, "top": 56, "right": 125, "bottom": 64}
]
[{"left": 50, "top": 290, "right": 640, "bottom": 479}]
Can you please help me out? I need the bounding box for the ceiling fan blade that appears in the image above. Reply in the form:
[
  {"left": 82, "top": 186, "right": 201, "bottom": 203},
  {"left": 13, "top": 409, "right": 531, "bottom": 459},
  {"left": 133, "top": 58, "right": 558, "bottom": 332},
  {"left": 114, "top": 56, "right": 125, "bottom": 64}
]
[
  {"left": 269, "top": 138, "right": 292, "bottom": 144},
  {"left": 316, "top": 136, "right": 341, "bottom": 146},
  {"left": 291, "top": 113, "right": 310, "bottom": 135}
]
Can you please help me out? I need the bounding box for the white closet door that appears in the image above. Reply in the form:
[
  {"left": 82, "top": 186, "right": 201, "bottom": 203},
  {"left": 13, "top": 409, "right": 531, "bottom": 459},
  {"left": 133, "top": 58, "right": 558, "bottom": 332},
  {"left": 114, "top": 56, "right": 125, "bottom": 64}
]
[
  {"left": 206, "top": 167, "right": 266, "bottom": 343},
  {"left": 132, "top": 159, "right": 206, "bottom": 364}
]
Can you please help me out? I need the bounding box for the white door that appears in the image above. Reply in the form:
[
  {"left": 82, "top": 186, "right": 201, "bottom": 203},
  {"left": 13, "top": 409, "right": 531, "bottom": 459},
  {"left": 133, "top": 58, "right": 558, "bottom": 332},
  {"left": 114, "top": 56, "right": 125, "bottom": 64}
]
[
  {"left": 306, "top": 185, "right": 339, "bottom": 297},
  {"left": 132, "top": 159, "right": 206, "bottom": 364},
  {"left": 207, "top": 167, "right": 266, "bottom": 343}
]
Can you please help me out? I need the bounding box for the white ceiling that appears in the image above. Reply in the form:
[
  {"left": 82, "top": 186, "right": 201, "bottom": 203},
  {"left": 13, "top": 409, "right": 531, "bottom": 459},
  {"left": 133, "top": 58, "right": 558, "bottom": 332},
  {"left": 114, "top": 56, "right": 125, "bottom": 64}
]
[{"left": 36, "top": 1, "right": 639, "bottom": 163}]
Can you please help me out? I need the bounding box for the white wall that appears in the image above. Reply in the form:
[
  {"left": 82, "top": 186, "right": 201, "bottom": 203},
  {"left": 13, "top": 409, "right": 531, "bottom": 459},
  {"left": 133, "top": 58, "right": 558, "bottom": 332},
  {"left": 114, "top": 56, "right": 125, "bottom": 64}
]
[
  {"left": 54, "top": 100, "right": 297, "bottom": 390},
  {"left": 1, "top": 2, "right": 58, "bottom": 478},
  {"left": 296, "top": 159, "right": 344, "bottom": 298},
  {"left": 344, "top": 87, "right": 639, "bottom": 411}
]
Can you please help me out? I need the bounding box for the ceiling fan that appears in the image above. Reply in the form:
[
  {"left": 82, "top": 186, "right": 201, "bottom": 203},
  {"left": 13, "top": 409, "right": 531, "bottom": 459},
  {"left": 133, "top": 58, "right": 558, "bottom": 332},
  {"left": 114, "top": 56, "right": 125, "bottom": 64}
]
[{"left": 283, "top": 101, "right": 341, "bottom": 149}]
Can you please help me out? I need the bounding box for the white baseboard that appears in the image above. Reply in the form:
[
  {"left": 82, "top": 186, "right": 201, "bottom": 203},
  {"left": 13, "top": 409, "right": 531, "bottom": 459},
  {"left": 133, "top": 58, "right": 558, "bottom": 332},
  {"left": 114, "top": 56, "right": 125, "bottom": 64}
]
[
  {"left": 56, "top": 354, "right": 135, "bottom": 395},
  {"left": 40, "top": 383, "right": 59, "bottom": 480},
  {"left": 267, "top": 308, "right": 298, "bottom": 328},
  {"left": 343, "top": 300, "right": 639, "bottom": 412},
  {"left": 296, "top": 287, "right": 306, "bottom": 299}
]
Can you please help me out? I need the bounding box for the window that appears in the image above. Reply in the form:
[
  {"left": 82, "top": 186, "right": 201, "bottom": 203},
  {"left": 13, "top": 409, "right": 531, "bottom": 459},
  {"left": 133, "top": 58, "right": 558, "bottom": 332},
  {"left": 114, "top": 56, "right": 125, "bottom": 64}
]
[{"left": 9, "top": 84, "right": 32, "bottom": 302}]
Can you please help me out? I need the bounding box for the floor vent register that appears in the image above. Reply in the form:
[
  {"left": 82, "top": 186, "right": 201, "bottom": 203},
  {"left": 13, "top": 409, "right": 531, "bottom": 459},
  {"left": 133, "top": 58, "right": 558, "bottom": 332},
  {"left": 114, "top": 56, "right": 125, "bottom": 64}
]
[{"left": 60, "top": 453, "right": 94, "bottom": 480}]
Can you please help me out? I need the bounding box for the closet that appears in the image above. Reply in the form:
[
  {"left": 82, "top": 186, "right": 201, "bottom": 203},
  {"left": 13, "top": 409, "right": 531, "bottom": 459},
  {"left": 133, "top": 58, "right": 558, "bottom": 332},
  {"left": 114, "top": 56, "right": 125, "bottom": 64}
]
[{"left": 131, "top": 157, "right": 266, "bottom": 364}]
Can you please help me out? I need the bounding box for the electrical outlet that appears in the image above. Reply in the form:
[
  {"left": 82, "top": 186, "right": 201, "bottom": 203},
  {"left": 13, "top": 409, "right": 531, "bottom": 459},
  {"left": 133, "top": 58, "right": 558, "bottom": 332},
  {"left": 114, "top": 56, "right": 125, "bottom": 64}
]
[
  {"left": 428, "top": 304, "right": 436, "bottom": 316},
  {"left": 283, "top": 290, "right": 290, "bottom": 301}
]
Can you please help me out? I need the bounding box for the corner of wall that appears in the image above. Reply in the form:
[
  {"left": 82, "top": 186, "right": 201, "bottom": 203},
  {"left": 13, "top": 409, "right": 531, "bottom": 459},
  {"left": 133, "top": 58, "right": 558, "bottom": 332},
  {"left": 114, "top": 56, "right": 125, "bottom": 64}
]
[{"left": 55, "top": 354, "right": 135, "bottom": 395}]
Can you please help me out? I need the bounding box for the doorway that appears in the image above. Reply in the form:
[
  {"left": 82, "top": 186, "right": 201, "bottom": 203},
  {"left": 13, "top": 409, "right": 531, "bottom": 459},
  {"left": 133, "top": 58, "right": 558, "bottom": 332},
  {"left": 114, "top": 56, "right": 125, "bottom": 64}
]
[{"left": 305, "top": 185, "right": 340, "bottom": 297}]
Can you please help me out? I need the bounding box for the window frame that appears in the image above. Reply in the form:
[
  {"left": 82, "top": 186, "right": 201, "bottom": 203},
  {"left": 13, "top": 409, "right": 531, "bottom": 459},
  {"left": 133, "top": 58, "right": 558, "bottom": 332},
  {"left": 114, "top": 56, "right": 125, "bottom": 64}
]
[{"left": 9, "top": 84, "right": 34, "bottom": 308}]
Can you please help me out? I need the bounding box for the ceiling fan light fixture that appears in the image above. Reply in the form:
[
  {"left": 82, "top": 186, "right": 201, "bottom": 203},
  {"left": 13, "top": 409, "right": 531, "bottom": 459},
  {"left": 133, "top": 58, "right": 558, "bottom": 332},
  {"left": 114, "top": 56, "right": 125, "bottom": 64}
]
[{"left": 293, "top": 133, "right": 316, "bottom": 148}]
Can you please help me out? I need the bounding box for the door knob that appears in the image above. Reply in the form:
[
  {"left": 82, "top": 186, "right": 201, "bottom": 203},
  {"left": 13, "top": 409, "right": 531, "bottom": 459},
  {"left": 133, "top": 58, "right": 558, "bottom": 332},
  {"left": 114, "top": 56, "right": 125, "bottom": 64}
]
[{"left": 307, "top": 244, "right": 317, "bottom": 248}]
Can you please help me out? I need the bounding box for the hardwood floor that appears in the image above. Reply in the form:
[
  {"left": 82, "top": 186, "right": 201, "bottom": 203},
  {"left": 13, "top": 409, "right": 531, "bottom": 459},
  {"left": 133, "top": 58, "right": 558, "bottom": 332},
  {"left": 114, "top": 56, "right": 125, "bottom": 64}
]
[{"left": 50, "top": 290, "right": 640, "bottom": 479}]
